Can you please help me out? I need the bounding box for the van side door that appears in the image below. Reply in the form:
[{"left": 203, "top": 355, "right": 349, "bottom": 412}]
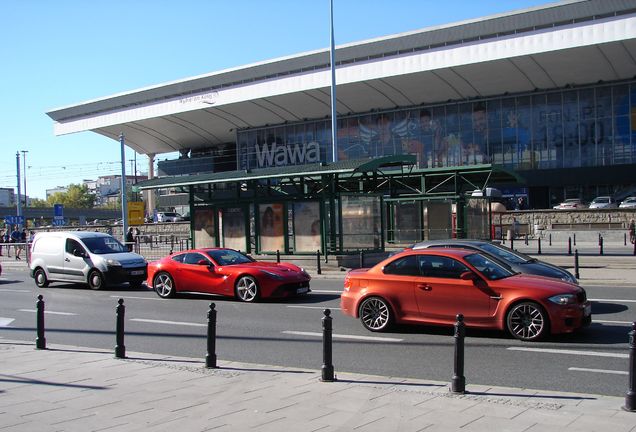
[{"left": 64, "top": 239, "right": 90, "bottom": 282}]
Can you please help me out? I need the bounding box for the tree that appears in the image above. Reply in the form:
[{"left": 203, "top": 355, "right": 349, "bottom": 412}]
[
  {"left": 47, "top": 183, "right": 96, "bottom": 208},
  {"left": 29, "top": 198, "right": 49, "bottom": 208}
]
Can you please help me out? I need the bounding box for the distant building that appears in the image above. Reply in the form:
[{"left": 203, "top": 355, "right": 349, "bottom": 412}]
[
  {"left": 94, "top": 174, "right": 148, "bottom": 206},
  {"left": 0, "top": 188, "right": 15, "bottom": 207},
  {"left": 46, "top": 186, "right": 68, "bottom": 199}
]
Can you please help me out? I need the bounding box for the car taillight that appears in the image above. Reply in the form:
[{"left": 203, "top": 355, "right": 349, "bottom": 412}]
[{"left": 343, "top": 276, "right": 351, "bottom": 292}]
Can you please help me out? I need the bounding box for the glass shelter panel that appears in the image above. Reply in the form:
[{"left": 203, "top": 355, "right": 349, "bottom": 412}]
[
  {"left": 293, "top": 202, "right": 321, "bottom": 253},
  {"left": 222, "top": 207, "right": 246, "bottom": 251},
  {"left": 341, "top": 195, "right": 381, "bottom": 250},
  {"left": 193, "top": 208, "right": 216, "bottom": 248}
]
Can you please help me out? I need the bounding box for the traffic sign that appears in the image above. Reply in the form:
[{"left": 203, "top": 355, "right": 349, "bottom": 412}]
[
  {"left": 4, "top": 215, "right": 24, "bottom": 226},
  {"left": 52, "top": 219, "right": 66, "bottom": 226}
]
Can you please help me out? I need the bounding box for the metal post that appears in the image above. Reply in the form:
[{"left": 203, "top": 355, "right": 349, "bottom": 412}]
[
  {"left": 624, "top": 322, "right": 636, "bottom": 412},
  {"left": 634, "top": 237, "right": 636, "bottom": 256},
  {"left": 573, "top": 233, "right": 576, "bottom": 246},
  {"left": 359, "top": 250, "right": 364, "bottom": 268},
  {"left": 321, "top": 309, "right": 335, "bottom": 382},
  {"left": 575, "top": 249, "right": 580, "bottom": 279},
  {"left": 568, "top": 237, "right": 572, "bottom": 255},
  {"left": 549, "top": 233, "right": 552, "bottom": 246},
  {"left": 451, "top": 313, "right": 466, "bottom": 394},
  {"left": 206, "top": 302, "right": 217, "bottom": 368},
  {"left": 119, "top": 133, "right": 128, "bottom": 245},
  {"left": 329, "top": 0, "right": 338, "bottom": 163},
  {"left": 316, "top": 250, "right": 322, "bottom": 275},
  {"left": 537, "top": 237, "right": 542, "bottom": 255},
  {"left": 625, "top": 233, "right": 628, "bottom": 246},
  {"left": 510, "top": 234, "right": 514, "bottom": 251},
  {"left": 276, "top": 250, "right": 280, "bottom": 263},
  {"left": 115, "top": 298, "right": 126, "bottom": 358},
  {"left": 36, "top": 295, "right": 46, "bottom": 350},
  {"left": 600, "top": 236, "right": 604, "bottom": 256}
]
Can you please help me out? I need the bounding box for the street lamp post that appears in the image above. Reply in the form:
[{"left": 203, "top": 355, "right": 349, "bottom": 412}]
[{"left": 21, "top": 150, "right": 28, "bottom": 208}]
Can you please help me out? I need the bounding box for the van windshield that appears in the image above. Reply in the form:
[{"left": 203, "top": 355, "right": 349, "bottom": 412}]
[{"left": 82, "top": 236, "right": 128, "bottom": 254}]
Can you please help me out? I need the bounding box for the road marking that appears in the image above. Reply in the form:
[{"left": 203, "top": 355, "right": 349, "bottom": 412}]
[
  {"left": 569, "top": 367, "right": 627, "bottom": 375},
  {"left": 310, "top": 290, "right": 342, "bottom": 294},
  {"left": 590, "top": 298, "right": 636, "bottom": 303},
  {"left": 507, "top": 347, "right": 627, "bottom": 359},
  {"left": 130, "top": 318, "right": 206, "bottom": 327},
  {"left": 0, "top": 289, "right": 30, "bottom": 293},
  {"left": 287, "top": 305, "right": 341, "bottom": 310},
  {"left": 110, "top": 295, "right": 162, "bottom": 301},
  {"left": 0, "top": 318, "right": 15, "bottom": 327},
  {"left": 594, "top": 319, "right": 633, "bottom": 325},
  {"left": 282, "top": 330, "right": 403, "bottom": 342},
  {"left": 18, "top": 309, "right": 77, "bottom": 316}
]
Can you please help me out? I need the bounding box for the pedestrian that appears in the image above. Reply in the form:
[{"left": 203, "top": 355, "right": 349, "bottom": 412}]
[
  {"left": 10, "top": 225, "right": 21, "bottom": 260},
  {"left": 0, "top": 228, "right": 4, "bottom": 256},
  {"left": 126, "top": 227, "right": 134, "bottom": 252},
  {"left": 629, "top": 218, "right": 635, "bottom": 244},
  {"left": 3, "top": 228, "right": 11, "bottom": 257}
]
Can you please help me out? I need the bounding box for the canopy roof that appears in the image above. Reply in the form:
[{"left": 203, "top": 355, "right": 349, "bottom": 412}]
[{"left": 46, "top": 0, "right": 636, "bottom": 157}]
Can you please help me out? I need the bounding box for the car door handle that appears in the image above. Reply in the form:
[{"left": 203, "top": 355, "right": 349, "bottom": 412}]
[
  {"left": 417, "top": 284, "right": 432, "bottom": 291},
  {"left": 490, "top": 295, "right": 502, "bottom": 300},
  {"left": 65, "top": 258, "right": 70, "bottom": 262}
]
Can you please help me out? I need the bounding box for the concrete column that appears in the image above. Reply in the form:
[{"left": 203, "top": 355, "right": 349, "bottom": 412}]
[{"left": 145, "top": 154, "right": 156, "bottom": 217}]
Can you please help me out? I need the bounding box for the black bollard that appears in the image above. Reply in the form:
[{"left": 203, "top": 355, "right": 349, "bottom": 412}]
[
  {"left": 451, "top": 314, "right": 466, "bottom": 394},
  {"left": 316, "top": 250, "right": 322, "bottom": 275},
  {"left": 206, "top": 303, "right": 217, "bottom": 368},
  {"left": 36, "top": 295, "right": 46, "bottom": 350},
  {"left": 634, "top": 238, "right": 636, "bottom": 256},
  {"left": 276, "top": 250, "right": 280, "bottom": 263},
  {"left": 625, "top": 322, "right": 636, "bottom": 411},
  {"left": 537, "top": 237, "right": 542, "bottom": 255},
  {"left": 359, "top": 250, "right": 364, "bottom": 268},
  {"left": 321, "top": 309, "right": 335, "bottom": 382},
  {"left": 549, "top": 233, "right": 552, "bottom": 246},
  {"left": 115, "top": 298, "right": 126, "bottom": 359},
  {"left": 574, "top": 233, "right": 577, "bottom": 246},
  {"left": 510, "top": 234, "right": 514, "bottom": 251},
  {"left": 525, "top": 233, "right": 528, "bottom": 246},
  {"left": 600, "top": 236, "right": 604, "bottom": 255},
  {"left": 568, "top": 237, "right": 572, "bottom": 255},
  {"left": 575, "top": 249, "right": 580, "bottom": 279},
  {"left": 625, "top": 233, "right": 628, "bottom": 246}
]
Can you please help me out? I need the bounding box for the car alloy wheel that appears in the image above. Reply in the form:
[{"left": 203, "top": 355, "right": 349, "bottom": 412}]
[
  {"left": 34, "top": 268, "right": 49, "bottom": 288},
  {"left": 506, "top": 301, "right": 549, "bottom": 341},
  {"left": 236, "top": 276, "right": 259, "bottom": 302},
  {"left": 88, "top": 270, "right": 104, "bottom": 290},
  {"left": 153, "top": 272, "right": 175, "bottom": 298},
  {"left": 359, "top": 297, "right": 392, "bottom": 332}
]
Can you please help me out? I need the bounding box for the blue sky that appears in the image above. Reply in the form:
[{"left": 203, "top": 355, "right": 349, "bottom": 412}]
[{"left": 2, "top": 0, "right": 553, "bottom": 199}]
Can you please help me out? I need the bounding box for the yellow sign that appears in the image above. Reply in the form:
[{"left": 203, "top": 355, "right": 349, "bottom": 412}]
[{"left": 128, "top": 202, "right": 145, "bottom": 226}]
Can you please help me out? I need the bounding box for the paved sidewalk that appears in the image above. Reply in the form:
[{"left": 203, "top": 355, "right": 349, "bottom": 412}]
[{"left": 1, "top": 339, "right": 635, "bottom": 432}]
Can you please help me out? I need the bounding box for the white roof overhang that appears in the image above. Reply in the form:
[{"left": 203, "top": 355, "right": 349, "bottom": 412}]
[{"left": 46, "top": 2, "right": 636, "bottom": 157}]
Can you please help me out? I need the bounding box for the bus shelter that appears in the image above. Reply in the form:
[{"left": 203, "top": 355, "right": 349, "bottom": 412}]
[{"left": 136, "top": 156, "right": 521, "bottom": 255}]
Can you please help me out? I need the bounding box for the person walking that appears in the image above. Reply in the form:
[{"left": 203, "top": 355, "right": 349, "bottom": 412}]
[
  {"left": 125, "top": 227, "right": 134, "bottom": 252},
  {"left": 3, "top": 229, "right": 11, "bottom": 257},
  {"left": 629, "top": 218, "right": 635, "bottom": 244},
  {"left": 10, "top": 226, "right": 21, "bottom": 260}
]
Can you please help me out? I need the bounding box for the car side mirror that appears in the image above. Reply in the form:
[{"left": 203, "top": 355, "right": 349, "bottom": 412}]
[
  {"left": 197, "top": 259, "right": 210, "bottom": 266},
  {"left": 460, "top": 271, "right": 477, "bottom": 281},
  {"left": 73, "top": 249, "right": 85, "bottom": 258}
]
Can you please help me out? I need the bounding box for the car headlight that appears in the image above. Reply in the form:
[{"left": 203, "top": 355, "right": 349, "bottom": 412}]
[
  {"left": 548, "top": 294, "right": 577, "bottom": 305},
  {"left": 106, "top": 259, "right": 122, "bottom": 266},
  {"left": 561, "top": 273, "right": 577, "bottom": 284},
  {"left": 260, "top": 270, "right": 284, "bottom": 280},
  {"left": 299, "top": 267, "right": 310, "bottom": 278}
]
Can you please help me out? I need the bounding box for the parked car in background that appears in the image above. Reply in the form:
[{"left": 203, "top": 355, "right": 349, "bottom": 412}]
[
  {"left": 619, "top": 197, "right": 636, "bottom": 209},
  {"left": 147, "top": 248, "right": 311, "bottom": 301},
  {"left": 410, "top": 239, "right": 578, "bottom": 284},
  {"left": 588, "top": 196, "right": 617, "bottom": 209},
  {"left": 554, "top": 198, "right": 587, "bottom": 210},
  {"left": 341, "top": 248, "right": 591, "bottom": 341},
  {"left": 156, "top": 212, "right": 183, "bottom": 222}
]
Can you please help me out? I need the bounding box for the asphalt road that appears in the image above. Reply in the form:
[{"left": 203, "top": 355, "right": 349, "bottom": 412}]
[{"left": 0, "top": 267, "right": 633, "bottom": 397}]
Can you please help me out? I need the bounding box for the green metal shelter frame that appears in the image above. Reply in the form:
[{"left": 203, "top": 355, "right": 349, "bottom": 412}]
[{"left": 136, "top": 156, "right": 522, "bottom": 254}]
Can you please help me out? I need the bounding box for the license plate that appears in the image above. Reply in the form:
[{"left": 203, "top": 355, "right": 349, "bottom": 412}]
[
  {"left": 584, "top": 303, "right": 591, "bottom": 316},
  {"left": 296, "top": 287, "right": 309, "bottom": 294},
  {"left": 130, "top": 270, "right": 145, "bottom": 276}
]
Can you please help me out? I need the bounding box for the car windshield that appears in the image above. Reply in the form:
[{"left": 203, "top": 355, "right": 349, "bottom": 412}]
[
  {"left": 478, "top": 243, "right": 531, "bottom": 264},
  {"left": 593, "top": 197, "right": 608, "bottom": 203},
  {"left": 205, "top": 249, "right": 254, "bottom": 266},
  {"left": 82, "top": 236, "right": 127, "bottom": 254},
  {"left": 464, "top": 253, "right": 515, "bottom": 280}
]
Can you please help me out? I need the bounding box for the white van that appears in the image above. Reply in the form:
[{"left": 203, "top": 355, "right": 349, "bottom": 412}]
[{"left": 29, "top": 231, "right": 147, "bottom": 290}]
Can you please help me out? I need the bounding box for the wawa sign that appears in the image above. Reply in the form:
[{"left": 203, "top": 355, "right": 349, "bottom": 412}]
[{"left": 255, "top": 141, "right": 321, "bottom": 168}]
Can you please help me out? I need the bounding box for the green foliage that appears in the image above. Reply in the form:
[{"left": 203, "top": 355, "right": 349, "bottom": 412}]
[
  {"left": 29, "top": 198, "right": 49, "bottom": 208},
  {"left": 46, "top": 183, "right": 96, "bottom": 209}
]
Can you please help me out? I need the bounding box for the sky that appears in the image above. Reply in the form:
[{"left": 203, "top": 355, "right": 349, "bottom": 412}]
[{"left": 1, "top": 0, "right": 556, "bottom": 200}]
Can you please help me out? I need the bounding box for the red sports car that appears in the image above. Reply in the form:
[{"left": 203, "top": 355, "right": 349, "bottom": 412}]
[
  {"left": 147, "top": 248, "right": 311, "bottom": 301},
  {"left": 341, "top": 248, "right": 591, "bottom": 341}
]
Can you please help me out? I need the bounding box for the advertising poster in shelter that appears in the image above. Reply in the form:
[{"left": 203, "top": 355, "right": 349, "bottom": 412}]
[
  {"left": 293, "top": 202, "right": 321, "bottom": 252},
  {"left": 222, "top": 207, "right": 246, "bottom": 251},
  {"left": 259, "top": 203, "right": 284, "bottom": 252},
  {"left": 341, "top": 195, "right": 381, "bottom": 250},
  {"left": 193, "top": 208, "right": 216, "bottom": 248}
]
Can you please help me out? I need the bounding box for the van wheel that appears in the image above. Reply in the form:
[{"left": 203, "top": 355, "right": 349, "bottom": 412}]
[
  {"left": 34, "top": 268, "right": 49, "bottom": 288},
  {"left": 88, "top": 270, "right": 104, "bottom": 290}
]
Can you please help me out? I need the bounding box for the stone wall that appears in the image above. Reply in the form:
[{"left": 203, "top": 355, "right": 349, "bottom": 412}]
[{"left": 498, "top": 209, "right": 636, "bottom": 231}]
